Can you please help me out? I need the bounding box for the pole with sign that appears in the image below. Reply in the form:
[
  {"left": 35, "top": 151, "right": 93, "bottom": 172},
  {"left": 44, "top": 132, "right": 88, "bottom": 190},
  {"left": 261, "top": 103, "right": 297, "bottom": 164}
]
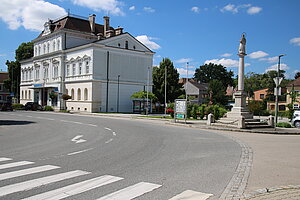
[{"left": 175, "top": 99, "right": 187, "bottom": 123}]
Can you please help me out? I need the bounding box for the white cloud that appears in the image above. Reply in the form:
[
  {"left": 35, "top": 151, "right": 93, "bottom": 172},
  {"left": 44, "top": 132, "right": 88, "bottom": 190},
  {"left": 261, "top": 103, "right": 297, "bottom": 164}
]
[
  {"left": 71, "top": 0, "right": 124, "bottom": 16},
  {"left": 0, "top": 0, "right": 66, "bottom": 31},
  {"left": 191, "top": 7, "right": 200, "bottom": 13},
  {"left": 143, "top": 7, "right": 155, "bottom": 13},
  {"left": 249, "top": 51, "right": 269, "bottom": 59},
  {"left": 177, "top": 67, "right": 195, "bottom": 78},
  {"left": 290, "top": 37, "right": 300, "bottom": 46},
  {"left": 129, "top": 6, "right": 135, "bottom": 11},
  {"left": 220, "top": 53, "right": 232, "bottom": 57},
  {"left": 175, "top": 58, "right": 193, "bottom": 63},
  {"left": 221, "top": 4, "right": 238, "bottom": 14},
  {"left": 221, "top": 4, "right": 261, "bottom": 15},
  {"left": 259, "top": 56, "right": 278, "bottom": 63},
  {"left": 265, "top": 63, "right": 289, "bottom": 72},
  {"left": 0, "top": 54, "right": 6, "bottom": 57},
  {"left": 205, "top": 58, "right": 250, "bottom": 68},
  {"left": 136, "top": 35, "right": 161, "bottom": 50},
  {"left": 247, "top": 6, "right": 262, "bottom": 15}
]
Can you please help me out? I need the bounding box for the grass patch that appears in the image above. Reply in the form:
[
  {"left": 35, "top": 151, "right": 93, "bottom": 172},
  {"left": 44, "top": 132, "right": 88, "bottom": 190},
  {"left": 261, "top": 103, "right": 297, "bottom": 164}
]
[{"left": 276, "top": 122, "right": 292, "bottom": 128}]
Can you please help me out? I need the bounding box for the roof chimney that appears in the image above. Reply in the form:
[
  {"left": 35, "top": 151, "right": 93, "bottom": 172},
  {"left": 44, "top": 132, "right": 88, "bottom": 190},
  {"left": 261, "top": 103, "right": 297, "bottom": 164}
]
[
  {"left": 89, "top": 14, "right": 96, "bottom": 33},
  {"left": 103, "top": 16, "right": 110, "bottom": 37}
]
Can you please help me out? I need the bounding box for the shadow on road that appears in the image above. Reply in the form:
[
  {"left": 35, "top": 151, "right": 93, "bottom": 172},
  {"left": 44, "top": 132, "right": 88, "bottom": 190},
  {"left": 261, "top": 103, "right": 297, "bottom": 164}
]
[{"left": 0, "top": 120, "right": 36, "bottom": 126}]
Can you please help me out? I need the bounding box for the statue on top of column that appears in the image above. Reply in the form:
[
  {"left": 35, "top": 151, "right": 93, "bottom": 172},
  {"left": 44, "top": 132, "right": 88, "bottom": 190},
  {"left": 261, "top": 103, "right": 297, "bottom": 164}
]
[{"left": 238, "top": 33, "right": 246, "bottom": 55}]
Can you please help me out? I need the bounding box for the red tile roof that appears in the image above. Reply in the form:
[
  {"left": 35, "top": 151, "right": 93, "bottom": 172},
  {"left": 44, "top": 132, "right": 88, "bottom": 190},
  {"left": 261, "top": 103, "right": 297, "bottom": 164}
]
[{"left": 288, "top": 77, "right": 300, "bottom": 87}]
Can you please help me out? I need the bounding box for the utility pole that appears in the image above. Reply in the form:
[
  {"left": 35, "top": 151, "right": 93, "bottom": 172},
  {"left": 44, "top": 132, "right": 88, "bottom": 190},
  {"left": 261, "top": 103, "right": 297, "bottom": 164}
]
[
  {"left": 275, "top": 54, "right": 286, "bottom": 126},
  {"left": 164, "top": 65, "right": 167, "bottom": 117}
]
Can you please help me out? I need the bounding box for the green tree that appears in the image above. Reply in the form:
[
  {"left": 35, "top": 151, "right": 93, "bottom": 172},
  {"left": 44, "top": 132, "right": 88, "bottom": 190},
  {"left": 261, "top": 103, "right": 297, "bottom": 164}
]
[
  {"left": 131, "top": 91, "right": 158, "bottom": 102},
  {"left": 152, "top": 58, "right": 183, "bottom": 103},
  {"left": 4, "top": 42, "right": 33, "bottom": 100},
  {"left": 194, "top": 63, "right": 234, "bottom": 88},
  {"left": 295, "top": 72, "right": 300, "bottom": 79},
  {"left": 208, "top": 79, "right": 228, "bottom": 106}
]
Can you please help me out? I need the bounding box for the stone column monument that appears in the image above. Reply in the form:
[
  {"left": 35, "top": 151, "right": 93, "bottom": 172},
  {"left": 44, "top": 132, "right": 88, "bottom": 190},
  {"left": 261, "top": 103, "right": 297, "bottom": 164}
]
[{"left": 226, "top": 33, "right": 253, "bottom": 120}]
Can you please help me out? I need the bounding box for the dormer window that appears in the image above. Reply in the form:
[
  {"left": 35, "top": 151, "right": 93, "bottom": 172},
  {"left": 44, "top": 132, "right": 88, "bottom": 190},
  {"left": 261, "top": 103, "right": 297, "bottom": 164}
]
[
  {"left": 125, "top": 41, "right": 128, "bottom": 49},
  {"left": 42, "top": 21, "right": 52, "bottom": 36}
]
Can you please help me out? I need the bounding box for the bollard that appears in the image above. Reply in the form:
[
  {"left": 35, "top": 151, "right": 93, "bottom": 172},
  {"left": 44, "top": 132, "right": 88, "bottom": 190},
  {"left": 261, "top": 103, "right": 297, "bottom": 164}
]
[
  {"left": 237, "top": 116, "right": 245, "bottom": 129},
  {"left": 268, "top": 115, "right": 275, "bottom": 127},
  {"left": 207, "top": 113, "right": 214, "bottom": 126}
]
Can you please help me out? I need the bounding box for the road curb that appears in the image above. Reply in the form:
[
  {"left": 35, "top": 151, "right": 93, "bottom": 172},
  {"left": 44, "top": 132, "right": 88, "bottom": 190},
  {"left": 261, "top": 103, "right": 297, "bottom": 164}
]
[{"left": 241, "top": 185, "right": 300, "bottom": 199}]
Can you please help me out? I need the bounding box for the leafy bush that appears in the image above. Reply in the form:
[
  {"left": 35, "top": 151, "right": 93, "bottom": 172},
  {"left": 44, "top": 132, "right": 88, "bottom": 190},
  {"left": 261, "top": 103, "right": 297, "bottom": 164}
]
[
  {"left": 61, "top": 94, "right": 72, "bottom": 100},
  {"left": 276, "top": 122, "right": 292, "bottom": 128},
  {"left": 59, "top": 110, "right": 70, "bottom": 113},
  {"left": 12, "top": 104, "right": 24, "bottom": 110},
  {"left": 270, "top": 111, "right": 290, "bottom": 118},
  {"left": 205, "top": 104, "right": 227, "bottom": 120},
  {"left": 44, "top": 106, "right": 54, "bottom": 111},
  {"left": 248, "top": 100, "right": 269, "bottom": 116}
]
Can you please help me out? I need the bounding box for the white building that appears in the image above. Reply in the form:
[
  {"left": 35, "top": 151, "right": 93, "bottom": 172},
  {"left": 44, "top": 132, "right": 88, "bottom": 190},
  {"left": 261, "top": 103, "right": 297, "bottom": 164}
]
[{"left": 20, "top": 14, "right": 154, "bottom": 113}]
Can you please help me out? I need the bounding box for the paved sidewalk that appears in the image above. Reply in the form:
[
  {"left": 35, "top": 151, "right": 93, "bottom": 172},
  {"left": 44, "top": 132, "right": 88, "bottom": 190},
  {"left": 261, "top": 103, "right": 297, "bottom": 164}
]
[{"left": 242, "top": 187, "right": 300, "bottom": 200}]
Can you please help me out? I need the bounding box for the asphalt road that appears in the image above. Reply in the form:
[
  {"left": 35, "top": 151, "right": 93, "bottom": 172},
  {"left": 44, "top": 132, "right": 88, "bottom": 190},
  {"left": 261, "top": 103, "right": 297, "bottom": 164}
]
[{"left": 0, "top": 111, "right": 241, "bottom": 200}]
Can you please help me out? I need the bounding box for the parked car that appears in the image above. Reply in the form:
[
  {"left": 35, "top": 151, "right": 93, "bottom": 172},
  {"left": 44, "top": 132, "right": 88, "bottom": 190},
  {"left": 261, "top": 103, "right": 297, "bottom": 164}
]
[
  {"left": 291, "top": 110, "right": 300, "bottom": 128},
  {"left": 24, "top": 102, "right": 43, "bottom": 111},
  {"left": 0, "top": 102, "right": 13, "bottom": 111}
]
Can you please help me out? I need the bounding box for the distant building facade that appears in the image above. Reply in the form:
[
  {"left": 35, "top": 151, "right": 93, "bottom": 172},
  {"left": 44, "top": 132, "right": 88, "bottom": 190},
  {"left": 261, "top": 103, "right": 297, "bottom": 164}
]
[
  {"left": 0, "top": 72, "right": 10, "bottom": 103},
  {"left": 182, "top": 79, "right": 208, "bottom": 104},
  {"left": 20, "top": 14, "right": 154, "bottom": 112},
  {"left": 286, "top": 77, "right": 300, "bottom": 109}
]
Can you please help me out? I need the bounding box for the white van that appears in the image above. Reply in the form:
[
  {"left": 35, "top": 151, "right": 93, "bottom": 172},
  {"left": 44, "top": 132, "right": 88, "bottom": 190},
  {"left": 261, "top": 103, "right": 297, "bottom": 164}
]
[{"left": 292, "top": 110, "right": 300, "bottom": 128}]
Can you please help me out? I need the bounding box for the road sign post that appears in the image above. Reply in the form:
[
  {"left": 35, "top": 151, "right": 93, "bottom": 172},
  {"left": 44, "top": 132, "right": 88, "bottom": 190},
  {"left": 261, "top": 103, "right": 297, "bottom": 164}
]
[{"left": 175, "top": 99, "right": 187, "bottom": 123}]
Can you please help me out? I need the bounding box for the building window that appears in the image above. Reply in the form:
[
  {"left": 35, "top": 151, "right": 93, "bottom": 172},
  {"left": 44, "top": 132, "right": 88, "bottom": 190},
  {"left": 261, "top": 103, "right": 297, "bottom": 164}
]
[
  {"left": 77, "top": 88, "right": 81, "bottom": 100},
  {"left": 22, "top": 91, "right": 24, "bottom": 99},
  {"left": 294, "top": 104, "right": 299, "bottom": 109},
  {"left": 84, "top": 88, "right": 88, "bottom": 100},
  {"left": 133, "top": 45, "right": 136, "bottom": 50},
  {"left": 28, "top": 90, "right": 31, "bottom": 99},
  {"left": 38, "top": 46, "right": 41, "bottom": 55},
  {"left": 66, "top": 65, "right": 70, "bottom": 76},
  {"left": 53, "top": 64, "right": 58, "bottom": 78},
  {"left": 53, "top": 40, "right": 56, "bottom": 51},
  {"left": 79, "top": 62, "right": 82, "bottom": 75},
  {"left": 44, "top": 67, "right": 48, "bottom": 79},
  {"left": 25, "top": 91, "right": 27, "bottom": 99},
  {"left": 125, "top": 41, "right": 128, "bottom": 49},
  {"left": 36, "top": 68, "right": 40, "bottom": 80},
  {"left": 43, "top": 44, "right": 46, "bottom": 54},
  {"left": 57, "top": 39, "right": 60, "bottom": 50},
  {"left": 47, "top": 42, "right": 50, "bottom": 53},
  {"left": 72, "top": 64, "right": 76, "bottom": 76},
  {"left": 71, "top": 89, "right": 74, "bottom": 100},
  {"left": 66, "top": 89, "right": 68, "bottom": 95},
  {"left": 260, "top": 94, "right": 265, "bottom": 99},
  {"left": 86, "top": 61, "right": 89, "bottom": 74}
]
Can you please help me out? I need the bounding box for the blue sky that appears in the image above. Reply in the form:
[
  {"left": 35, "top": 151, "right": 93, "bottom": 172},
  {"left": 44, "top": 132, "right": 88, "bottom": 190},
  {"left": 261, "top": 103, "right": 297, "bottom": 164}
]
[{"left": 0, "top": 0, "right": 299, "bottom": 78}]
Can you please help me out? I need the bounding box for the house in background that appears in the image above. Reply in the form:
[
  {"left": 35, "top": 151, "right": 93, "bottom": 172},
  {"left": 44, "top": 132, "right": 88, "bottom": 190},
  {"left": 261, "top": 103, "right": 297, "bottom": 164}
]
[
  {"left": 182, "top": 79, "right": 208, "bottom": 104},
  {"left": 0, "top": 72, "right": 10, "bottom": 103},
  {"left": 253, "top": 88, "right": 268, "bottom": 101},
  {"left": 20, "top": 14, "right": 154, "bottom": 113},
  {"left": 286, "top": 77, "right": 300, "bottom": 109}
]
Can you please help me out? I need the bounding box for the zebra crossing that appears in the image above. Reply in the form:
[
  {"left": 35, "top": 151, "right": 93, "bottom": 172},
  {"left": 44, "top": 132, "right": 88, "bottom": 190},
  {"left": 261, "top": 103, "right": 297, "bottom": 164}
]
[{"left": 0, "top": 157, "right": 213, "bottom": 200}]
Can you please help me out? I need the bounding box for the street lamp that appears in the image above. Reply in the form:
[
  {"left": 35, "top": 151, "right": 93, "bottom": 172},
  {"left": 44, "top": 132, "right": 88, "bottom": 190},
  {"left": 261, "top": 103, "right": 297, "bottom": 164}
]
[
  {"left": 164, "top": 65, "right": 167, "bottom": 117},
  {"left": 117, "top": 75, "right": 120, "bottom": 113},
  {"left": 275, "top": 54, "right": 286, "bottom": 126}
]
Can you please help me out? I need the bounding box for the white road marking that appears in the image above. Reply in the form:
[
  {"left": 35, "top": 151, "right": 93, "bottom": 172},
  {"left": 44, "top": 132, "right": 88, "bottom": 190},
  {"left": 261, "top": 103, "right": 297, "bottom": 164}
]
[
  {"left": 36, "top": 116, "right": 54, "bottom": 120},
  {"left": 96, "top": 182, "right": 162, "bottom": 200},
  {"left": 86, "top": 124, "right": 98, "bottom": 127},
  {"left": 0, "top": 170, "right": 89, "bottom": 197},
  {"left": 104, "top": 127, "right": 112, "bottom": 131},
  {"left": 61, "top": 120, "right": 97, "bottom": 127},
  {"left": 169, "top": 190, "right": 213, "bottom": 200},
  {"left": 0, "top": 161, "right": 34, "bottom": 170},
  {"left": 112, "top": 132, "right": 117, "bottom": 136},
  {"left": 0, "top": 165, "right": 60, "bottom": 181},
  {"left": 105, "top": 139, "right": 113, "bottom": 144},
  {"left": 26, "top": 115, "right": 33, "bottom": 118},
  {"left": 0, "top": 158, "right": 12, "bottom": 162},
  {"left": 23, "top": 175, "right": 124, "bottom": 200},
  {"left": 67, "top": 148, "right": 93, "bottom": 156},
  {"left": 71, "top": 135, "right": 87, "bottom": 144}
]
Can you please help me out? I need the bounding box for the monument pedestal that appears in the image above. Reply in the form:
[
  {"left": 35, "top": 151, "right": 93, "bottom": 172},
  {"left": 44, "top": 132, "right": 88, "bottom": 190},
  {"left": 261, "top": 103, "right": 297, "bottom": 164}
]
[{"left": 226, "top": 91, "right": 253, "bottom": 119}]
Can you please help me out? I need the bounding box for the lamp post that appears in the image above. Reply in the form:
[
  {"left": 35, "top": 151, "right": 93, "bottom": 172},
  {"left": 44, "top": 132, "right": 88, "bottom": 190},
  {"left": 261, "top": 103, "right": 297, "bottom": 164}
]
[
  {"left": 275, "top": 54, "right": 286, "bottom": 126},
  {"left": 146, "top": 66, "right": 150, "bottom": 115},
  {"left": 164, "top": 65, "right": 167, "bottom": 117},
  {"left": 117, "top": 75, "right": 120, "bottom": 113}
]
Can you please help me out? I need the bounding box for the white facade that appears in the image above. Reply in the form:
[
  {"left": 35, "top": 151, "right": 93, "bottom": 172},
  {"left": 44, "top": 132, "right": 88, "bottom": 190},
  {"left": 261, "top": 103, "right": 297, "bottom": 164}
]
[{"left": 20, "top": 14, "right": 154, "bottom": 113}]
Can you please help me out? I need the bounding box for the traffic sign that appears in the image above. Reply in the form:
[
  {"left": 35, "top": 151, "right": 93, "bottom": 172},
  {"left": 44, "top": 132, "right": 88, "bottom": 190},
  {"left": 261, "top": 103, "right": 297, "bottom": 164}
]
[{"left": 273, "top": 77, "right": 283, "bottom": 86}]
